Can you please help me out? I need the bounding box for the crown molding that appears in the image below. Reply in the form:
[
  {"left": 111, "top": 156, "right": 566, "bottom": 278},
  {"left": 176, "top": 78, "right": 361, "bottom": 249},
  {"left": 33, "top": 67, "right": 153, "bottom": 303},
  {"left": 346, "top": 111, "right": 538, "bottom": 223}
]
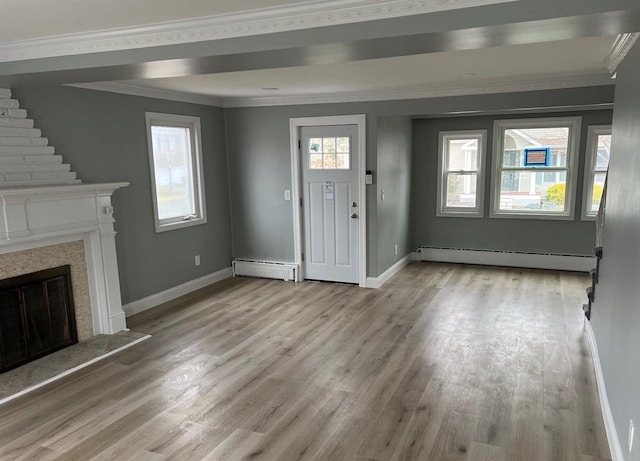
[
  {"left": 0, "top": 0, "right": 517, "bottom": 63},
  {"left": 222, "top": 73, "right": 614, "bottom": 107},
  {"left": 68, "top": 73, "right": 613, "bottom": 108},
  {"left": 606, "top": 33, "right": 640, "bottom": 74},
  {"left": 68, "top": 82, "right": 224, "bottom": 107}
]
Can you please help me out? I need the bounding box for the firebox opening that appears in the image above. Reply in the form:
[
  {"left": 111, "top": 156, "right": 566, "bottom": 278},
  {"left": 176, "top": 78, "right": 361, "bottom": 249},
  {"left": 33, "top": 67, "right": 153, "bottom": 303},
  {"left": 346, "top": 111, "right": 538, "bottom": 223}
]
[{"left": 0, "top": 265, "right": 78, "bottom": 374}]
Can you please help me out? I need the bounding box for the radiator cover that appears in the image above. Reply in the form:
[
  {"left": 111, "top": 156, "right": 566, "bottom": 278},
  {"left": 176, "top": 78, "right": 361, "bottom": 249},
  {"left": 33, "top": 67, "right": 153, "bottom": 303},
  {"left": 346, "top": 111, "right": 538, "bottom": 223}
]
[
  {"left": 417, "top": 246, "right": 593, "bottom": 272},
  {"left": 232, "top": 259, "right": 298, "bottom": 281}
]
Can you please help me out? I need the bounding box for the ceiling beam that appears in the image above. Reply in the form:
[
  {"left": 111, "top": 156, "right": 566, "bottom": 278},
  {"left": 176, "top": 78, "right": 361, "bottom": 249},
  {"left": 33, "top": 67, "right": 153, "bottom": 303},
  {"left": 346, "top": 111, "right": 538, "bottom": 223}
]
[{"left": 1, "top": 10, "right": 639, "bottom": 88}]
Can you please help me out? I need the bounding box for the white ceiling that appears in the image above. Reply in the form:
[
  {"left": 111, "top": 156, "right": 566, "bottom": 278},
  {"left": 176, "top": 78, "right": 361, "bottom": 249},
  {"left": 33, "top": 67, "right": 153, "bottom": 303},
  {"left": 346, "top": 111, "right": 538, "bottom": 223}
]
[
  {"left": 116, "top": 36, "right": 616, "bottom": 103},
  {"left": 0, "top": 0, "right": 629, "bottom": 107}
]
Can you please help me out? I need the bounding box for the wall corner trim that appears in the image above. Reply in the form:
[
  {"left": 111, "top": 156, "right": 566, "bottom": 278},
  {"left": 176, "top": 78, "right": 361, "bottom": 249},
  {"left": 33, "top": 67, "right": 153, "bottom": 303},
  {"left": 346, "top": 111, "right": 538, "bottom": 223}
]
[
  {"left": 585, "top": 320, "right": 624, "bottom": 461},
  {"left": 122, "top": 266, "right": 233, "bottom": 317},
  {"left": 366, "top": 253, "right": 413, "bottom": 289}
]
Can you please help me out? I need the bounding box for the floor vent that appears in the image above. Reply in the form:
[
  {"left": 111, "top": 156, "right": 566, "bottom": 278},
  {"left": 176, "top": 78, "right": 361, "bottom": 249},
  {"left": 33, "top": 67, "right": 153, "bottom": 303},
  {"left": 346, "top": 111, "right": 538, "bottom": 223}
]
[
  {"left": 417, "top": 246, "right": 593, "bottom": 272},
  {"left": 232, "top": 259, "right": 298, "bottom": 282}
]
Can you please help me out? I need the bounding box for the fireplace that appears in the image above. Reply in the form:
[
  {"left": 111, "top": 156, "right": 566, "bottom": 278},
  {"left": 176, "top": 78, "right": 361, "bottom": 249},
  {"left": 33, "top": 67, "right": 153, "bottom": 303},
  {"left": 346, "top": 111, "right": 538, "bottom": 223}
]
[
  {"left": 0, "top": 265, "right": 78, "bottom": 373},
  {"left": 0, "top": 90, "right": 128, "bottom": 347},
  {"left": 0, "top": 183, "right": 129, "bottom": 338}
]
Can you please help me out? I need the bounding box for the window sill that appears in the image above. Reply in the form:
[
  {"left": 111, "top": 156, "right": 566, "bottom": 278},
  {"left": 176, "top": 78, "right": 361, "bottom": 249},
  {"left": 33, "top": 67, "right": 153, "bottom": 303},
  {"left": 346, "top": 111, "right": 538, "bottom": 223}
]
[
  {"left": 154, "top": 216, "right": 207, "bottom": 233},
  {"left": 436, "top": 210, "right": 484, "bottom": 218},
  {"left": 490, "top": 211, "right": 574, "bottom": 221}
]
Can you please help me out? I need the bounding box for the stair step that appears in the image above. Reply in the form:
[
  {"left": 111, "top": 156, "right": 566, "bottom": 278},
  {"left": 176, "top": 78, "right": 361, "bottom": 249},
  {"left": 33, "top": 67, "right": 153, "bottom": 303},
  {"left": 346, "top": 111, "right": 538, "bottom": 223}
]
[
  {"left": 0, "top": 155, "right": 62, "bottom": 165},
  {"left": 0, "top": 99, "right": 19, "bottom": 109},
  {"left": 0, "top": 178, "right": 81, "bottom": 187},
  {"left": 0, "top": 108, "right": 27, "bottom": 118},
  {"left": 0, "top": 136, "right": 48, "bottom": 146},
  {"left": 32, "top": 171, "right": 76, "bottom": 181},
  {"left": 0, "top": 127, "right": 41, "bottom": 138},
  {"left": 0, "top": 163, "right": 71, "bottom": 174},
  {"left": 0, "top": 145, "right": 55, "bottom": 155},
  {"left": 24, "top": 155, "right": 63, "bottom": 165},
  {"left": 0, "top": 117, "right": 34, "bottom": 128},
  {"left": 0, "top": 171, "right": 77, "bottom": 183},
  {"left": 0, "top": 90, "right": 84, "bottom": 187}
]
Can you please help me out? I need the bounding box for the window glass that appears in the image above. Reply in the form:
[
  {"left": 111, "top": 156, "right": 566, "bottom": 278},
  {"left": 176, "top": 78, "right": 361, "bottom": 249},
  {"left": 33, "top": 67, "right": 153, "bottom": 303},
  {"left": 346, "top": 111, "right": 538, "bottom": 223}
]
[
  {"left": 491, "top": 117, "right": 580, "bottom": 219},
  {"left": 146, "top": 113, "right": 206, "bottom": 232},
  {"left": 582, "top": 127, "right": 612, "bottom": 219},
  {"left": 309, "top": 137, "right": 350, "bottom": 170},
  {"left": 437, "top": 131, "right": 486, "bottom": 217},
  {"left": 150, "top": 126, "right": 195, "bottom": 220}
]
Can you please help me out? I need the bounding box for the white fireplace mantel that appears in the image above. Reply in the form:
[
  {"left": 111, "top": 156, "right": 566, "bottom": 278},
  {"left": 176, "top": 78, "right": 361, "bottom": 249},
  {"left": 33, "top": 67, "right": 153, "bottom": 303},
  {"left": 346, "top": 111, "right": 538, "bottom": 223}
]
[{"left": 0, "top": 182, "right": 129, "bottom": 335}]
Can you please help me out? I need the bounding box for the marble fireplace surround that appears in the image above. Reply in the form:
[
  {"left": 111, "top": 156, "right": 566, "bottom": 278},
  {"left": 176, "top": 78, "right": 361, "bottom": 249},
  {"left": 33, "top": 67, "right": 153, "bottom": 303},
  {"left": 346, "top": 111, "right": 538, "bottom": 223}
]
[{"left": 0, "top": 183, "right": 129, "bottom": 336}]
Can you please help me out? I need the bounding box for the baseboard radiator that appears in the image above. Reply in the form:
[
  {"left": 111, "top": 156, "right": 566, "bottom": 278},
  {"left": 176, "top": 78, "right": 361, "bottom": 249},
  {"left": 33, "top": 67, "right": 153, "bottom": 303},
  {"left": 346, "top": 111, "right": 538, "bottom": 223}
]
[
  {"left": 416, "top": 246, "right": 594, "bottom": 272},
  {"left": 232, "top": 259, "right": 298, "bottom": 281}
]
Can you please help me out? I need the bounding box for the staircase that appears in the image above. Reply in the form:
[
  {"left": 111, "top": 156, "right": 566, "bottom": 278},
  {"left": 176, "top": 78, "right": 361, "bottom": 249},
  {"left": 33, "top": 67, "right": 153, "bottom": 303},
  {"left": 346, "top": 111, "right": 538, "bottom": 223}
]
[{"left": 0, "top": 88, "right": 80, "bottom": 187}]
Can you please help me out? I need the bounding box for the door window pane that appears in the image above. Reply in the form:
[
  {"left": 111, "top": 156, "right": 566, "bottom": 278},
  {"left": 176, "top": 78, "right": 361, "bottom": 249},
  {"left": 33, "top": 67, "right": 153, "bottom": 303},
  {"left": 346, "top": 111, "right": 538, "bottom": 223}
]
[
  {"left": 309, "top": 137, "right": 350, "bottom": 170},
  {"left": 309, "top": 138, "right": 322, "bottom": 153},
  {"left": 336, "top": 137, "right": 349, "bottom": 153}
]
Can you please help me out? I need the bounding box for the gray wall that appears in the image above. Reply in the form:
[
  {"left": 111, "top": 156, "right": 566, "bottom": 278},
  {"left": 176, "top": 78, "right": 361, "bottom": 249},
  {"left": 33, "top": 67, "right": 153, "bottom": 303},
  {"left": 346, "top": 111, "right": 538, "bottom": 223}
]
[
  {"left": 12, "top": 86, "right": 232, "bottom": 304},
  {"left": 591, "top": 42, "right": 640, "bottom": 461},
  {"left": 411, "top": 110, "right": 613, "bottom": 255},
  {"left": 224, "top": 104, "right": 381, "bottom": 276},
  {"left": 8, "top": 84, "right": 616, "bottom": 300},
  {"left": 225, "top": 86, "right": 614, "bottom": 279},
  {"left": 376, "top": 116, "right": 413, "bottom": 275}
]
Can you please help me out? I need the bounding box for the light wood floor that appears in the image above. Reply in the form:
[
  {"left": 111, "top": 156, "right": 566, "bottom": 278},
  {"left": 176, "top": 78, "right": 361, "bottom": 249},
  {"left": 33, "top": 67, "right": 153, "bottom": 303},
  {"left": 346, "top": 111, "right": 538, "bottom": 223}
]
[{"left": 0, "top": 263, "right": 610, "bottom": 460}]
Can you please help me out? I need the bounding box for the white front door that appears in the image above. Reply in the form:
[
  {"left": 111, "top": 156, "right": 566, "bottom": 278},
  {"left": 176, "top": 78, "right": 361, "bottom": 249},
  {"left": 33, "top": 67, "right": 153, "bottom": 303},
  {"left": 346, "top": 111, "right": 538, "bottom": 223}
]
[{"left": 301, "top": 125, "right": 359, "bottom": 283}]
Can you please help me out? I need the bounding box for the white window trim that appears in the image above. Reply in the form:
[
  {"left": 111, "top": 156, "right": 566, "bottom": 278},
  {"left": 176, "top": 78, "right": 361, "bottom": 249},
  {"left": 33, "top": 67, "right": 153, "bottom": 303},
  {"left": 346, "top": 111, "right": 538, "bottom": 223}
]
[
  {"left": 145, "top": 112, "right": 207, "bottom": 233},
  {"left": 582, "top": 125, "right": 611, "bottom": 221},
  {"left": 489, "top": 116, "right": 582, "bottom": 220},
  {"left": 436, "top": 130, "right": 486, "bottom": 218}
]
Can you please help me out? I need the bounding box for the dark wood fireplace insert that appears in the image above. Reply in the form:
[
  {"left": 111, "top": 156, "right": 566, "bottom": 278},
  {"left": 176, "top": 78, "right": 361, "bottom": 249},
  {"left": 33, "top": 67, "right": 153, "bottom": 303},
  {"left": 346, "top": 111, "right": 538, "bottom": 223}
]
[{"left": 0, "top": 265, "right": 77, "bottom": 374}]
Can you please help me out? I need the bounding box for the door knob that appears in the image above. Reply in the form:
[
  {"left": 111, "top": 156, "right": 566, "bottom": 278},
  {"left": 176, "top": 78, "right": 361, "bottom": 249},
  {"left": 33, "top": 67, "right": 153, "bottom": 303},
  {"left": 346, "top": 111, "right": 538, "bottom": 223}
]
[
  {"left": 352, "top": 202, "right": 358, "bottom": 207},
  {"left": 351, "top": 213, "right": 358, "bottom": 219}
]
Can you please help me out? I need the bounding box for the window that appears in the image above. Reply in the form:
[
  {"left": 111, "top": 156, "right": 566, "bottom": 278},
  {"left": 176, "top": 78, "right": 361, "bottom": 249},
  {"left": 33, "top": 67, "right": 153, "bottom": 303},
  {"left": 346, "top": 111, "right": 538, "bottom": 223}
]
[
  {"left": 490, "top": 117, "right": 581, "bottom": 219},
  {"left": 308, "top": 136, "right": 350, "bottom": 169},
  {"left": 582, "top": 125, "right": 611, "bottom": 220},
  {"left": 145, "top": 112, "right": 207, "bottom": 232},
  {"left": 436, "top": 130, "right": 486, "bottom": 217}
]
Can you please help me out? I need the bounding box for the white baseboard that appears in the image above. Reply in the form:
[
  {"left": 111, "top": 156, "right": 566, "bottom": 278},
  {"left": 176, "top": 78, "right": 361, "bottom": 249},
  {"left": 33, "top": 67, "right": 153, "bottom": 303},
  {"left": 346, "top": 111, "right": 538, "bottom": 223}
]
[
  {"left": 585, "top": 320, "right": 623, "bottom": 461},
  {"left": 123, "top": 267, "right": 233, "bottom": 317},
  {"left": 417, "top": 247, "right": 593, "bottom": 272},
  {"left": 366, "top": 253, "right": 413, "bottom": 288}
]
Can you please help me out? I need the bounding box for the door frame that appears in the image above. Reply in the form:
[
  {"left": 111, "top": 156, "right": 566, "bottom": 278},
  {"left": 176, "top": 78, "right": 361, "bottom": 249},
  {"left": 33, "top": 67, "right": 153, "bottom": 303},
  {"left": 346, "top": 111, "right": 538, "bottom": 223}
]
[{"left": 289, "top": 114, "right": 367, "bottom": 287}]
